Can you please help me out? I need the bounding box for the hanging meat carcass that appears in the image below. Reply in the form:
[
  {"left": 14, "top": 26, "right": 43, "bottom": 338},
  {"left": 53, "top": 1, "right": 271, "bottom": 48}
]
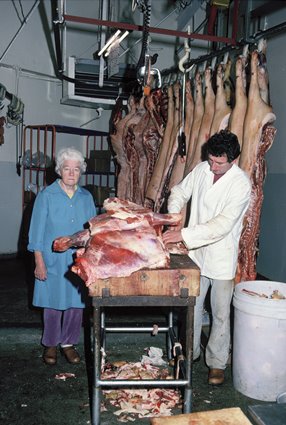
[
  {"left": 185, "top": 66, "right": 215, "bottom": 173},
  {"left": 222, "top": 57, "right": 234, "bottom": 109},
  {"left": 238, "top": 48, "right": 275, "bottom": 175},
  {"left": 228, "top": 54, "right": 247, "bottom": 147},
  {"left": 154, "top": 82, "right": 182, "bottom": 211},
  {"left": 184, "top": 72, "right": 204, "bottom": 176},
  {"left": 167, "top": 79, "right": 194, "bottom": 192},
  {"left": 181, "top": 78, "right": 195, "bottom": 159},
  {"left": 145, "top": 85, "right": 175, "bottom": 206},
  {"left": 111, "top": 89, "right": 165, "bottom": 206},
  {"left": 127, "top": 91, "right": 164, "bottom": 206},
  {"left": 121, "top": 96, "right": 149, "bottom": 202},
  {"left": 53, "top": 198, "right": 182, "bottom": 285},
  {"left": 209, "top": 62, "right": 232, "bottom": 137},
  {"left": 124, "top": 97, "right": 149, "bottom": 204},
  {"left": 142, "top": 91, "right": 165, "bottom": 202},
  {"left": 257, "top": 40, "right": 270, "bottom": 105},
  {"left": 178, "top": 68, "right": 213, "bottom": 227},
  {"left": 235, "top": 46, "right": 276, "bottom": 283},
  {"left": 110, "top": 96, "right": 139, "bottom": 200}
]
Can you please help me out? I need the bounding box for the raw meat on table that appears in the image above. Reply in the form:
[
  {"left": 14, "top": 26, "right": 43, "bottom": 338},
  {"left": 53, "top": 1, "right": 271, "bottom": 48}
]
[{"left": 53, "top": 198, "right": 183, "bottom": 285}]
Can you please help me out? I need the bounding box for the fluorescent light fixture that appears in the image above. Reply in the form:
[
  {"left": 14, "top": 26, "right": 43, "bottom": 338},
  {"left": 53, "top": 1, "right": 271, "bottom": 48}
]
[
  {"left": 104, "top": 31, "right": 129, "bottom": 57},
  {"left": 98, "top": 30, "right": 121, "bottom": 56},
  {"left": 117, "top": 30, "right": 129, "bottom": 44}
]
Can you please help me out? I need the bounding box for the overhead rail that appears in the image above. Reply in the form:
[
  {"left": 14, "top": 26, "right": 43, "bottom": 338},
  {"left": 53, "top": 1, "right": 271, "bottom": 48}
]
[
  {"left": 63, "top": 14, "right": 238, "bottom": 46},
  {"left": 161, "top": 20, "right": 286, "bottom": 76},
  {"left": 62, "top": 0, "right": 240, "bottom": 44}
]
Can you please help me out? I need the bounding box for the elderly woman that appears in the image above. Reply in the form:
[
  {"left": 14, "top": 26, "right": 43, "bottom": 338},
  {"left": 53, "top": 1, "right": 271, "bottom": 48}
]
[{"left": 28, "top": 147, "right": 96, "bottom": 365}]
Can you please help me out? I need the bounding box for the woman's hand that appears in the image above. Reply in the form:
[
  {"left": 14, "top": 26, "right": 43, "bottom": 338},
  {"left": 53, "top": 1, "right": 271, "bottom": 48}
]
[
  {"left": 34, "top": 251, "right": 47, "bottom": 281},
  {"left": 162, "top": 229, "right": 183, "bottom": 245}
]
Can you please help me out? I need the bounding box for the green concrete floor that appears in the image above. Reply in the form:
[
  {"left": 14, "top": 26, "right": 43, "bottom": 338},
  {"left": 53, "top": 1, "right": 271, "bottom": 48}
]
[{"left": 0, "top": 256, "right": 270, "bottom": 425}]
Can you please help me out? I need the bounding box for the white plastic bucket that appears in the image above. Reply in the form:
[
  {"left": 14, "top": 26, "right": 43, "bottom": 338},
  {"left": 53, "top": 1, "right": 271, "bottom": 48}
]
[
  {"left": 277, "top": 392, "right": 286, "bottom": 404},
  {"left": 232, "top": 280, "right": 286, "bottom": 402}
]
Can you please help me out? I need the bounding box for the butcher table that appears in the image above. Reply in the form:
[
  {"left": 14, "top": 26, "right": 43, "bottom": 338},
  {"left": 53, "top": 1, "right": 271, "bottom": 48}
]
[{"left": 89, "top": 254, "right": 200, "bottom": 425}]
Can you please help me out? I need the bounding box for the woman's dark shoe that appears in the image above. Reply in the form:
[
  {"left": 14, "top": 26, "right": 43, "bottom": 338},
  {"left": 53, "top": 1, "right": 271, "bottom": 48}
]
[
  {"left": 61, "top": 346, "right": 80, "bottom": 364},
  {"left": 43, "top": 346, "right": 57, "bottom": 365}
]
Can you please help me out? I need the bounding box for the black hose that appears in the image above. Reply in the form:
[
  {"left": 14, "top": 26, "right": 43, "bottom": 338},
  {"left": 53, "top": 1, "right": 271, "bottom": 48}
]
[
  {"left": 136, "top": 0, "right": 152, "bottom": 73},
  {"left": 51, "top": 0, "right": 63, "bottom": 74}
]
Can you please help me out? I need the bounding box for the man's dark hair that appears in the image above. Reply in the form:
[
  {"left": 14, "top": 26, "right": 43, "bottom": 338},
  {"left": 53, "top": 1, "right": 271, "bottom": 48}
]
[{"left": 205, "top": 130, "right": 241, "bottom": 162}]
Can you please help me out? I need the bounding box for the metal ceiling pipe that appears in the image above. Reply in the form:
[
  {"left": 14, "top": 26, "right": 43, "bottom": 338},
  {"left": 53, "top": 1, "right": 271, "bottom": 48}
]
[{"left": 98, "top": 0, "right": 109, "bottom": 87}]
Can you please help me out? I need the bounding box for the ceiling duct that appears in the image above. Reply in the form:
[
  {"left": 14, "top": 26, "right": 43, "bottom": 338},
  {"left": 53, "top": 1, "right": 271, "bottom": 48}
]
[{"left": 61, "top": 57, "right": 137, "bottom": 109}]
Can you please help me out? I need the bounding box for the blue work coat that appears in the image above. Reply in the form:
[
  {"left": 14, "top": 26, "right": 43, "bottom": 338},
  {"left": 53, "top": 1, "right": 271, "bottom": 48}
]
[{"left": 28, "top": 180, "right": 96, "bottom": 310}]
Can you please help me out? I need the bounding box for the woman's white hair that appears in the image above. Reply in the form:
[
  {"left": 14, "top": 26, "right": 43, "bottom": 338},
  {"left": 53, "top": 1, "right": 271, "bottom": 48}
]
[{"left": 55, "top": 147, "right": 87, "bottom": 175}]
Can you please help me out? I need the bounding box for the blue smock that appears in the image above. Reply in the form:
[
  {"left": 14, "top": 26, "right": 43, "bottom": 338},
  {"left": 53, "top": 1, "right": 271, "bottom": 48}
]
[{"left": 28, "top": 180, "right": 96, "bottom": 310}]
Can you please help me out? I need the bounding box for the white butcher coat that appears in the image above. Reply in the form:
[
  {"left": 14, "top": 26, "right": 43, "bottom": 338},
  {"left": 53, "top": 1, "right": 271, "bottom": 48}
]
[{"left": 168, "top": 161, "right": 251, "bottom": 280}]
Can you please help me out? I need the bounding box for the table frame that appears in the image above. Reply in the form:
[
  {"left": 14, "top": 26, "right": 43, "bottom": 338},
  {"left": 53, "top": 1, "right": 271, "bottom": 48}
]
[{"left": 92, "top": 291, "right": 196, "bottom": 425}]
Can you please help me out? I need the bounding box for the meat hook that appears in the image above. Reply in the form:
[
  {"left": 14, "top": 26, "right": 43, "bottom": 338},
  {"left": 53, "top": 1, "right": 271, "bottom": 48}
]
[
  {"left": 222, "top": 51, "right": 229, "bottom": 65},
  {"left": 137, "top": 54, "right": 162, "bottom": 93},
  {"left": 178, "top": 40, "right": 191, "bottom": 73},
  {"left": 178, "top": 26, "right": 191, "bottom": 73},
  {"left": 242, "top": 44, "right": 249, "bottom": 58},
  {"left": 201, "top": 60, "right": 207, "bottom": 73}
]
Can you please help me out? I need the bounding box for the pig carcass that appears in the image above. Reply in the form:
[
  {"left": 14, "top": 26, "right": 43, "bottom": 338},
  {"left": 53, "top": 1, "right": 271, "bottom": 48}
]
[
  {"left": 235, "top": 46, "right": 276, "bottom": 283},
  {"left": 53, "top": 198, "right": 182, "bottom": 286}
]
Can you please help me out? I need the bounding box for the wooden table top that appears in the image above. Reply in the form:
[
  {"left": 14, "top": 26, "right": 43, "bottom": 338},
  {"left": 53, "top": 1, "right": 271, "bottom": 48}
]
[{"left": 88, "top": 254, "right": 200, "bottom": 298}]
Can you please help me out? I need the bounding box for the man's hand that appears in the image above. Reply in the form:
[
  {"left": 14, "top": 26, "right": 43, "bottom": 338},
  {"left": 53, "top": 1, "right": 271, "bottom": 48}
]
[
  {"left": 166, "top": 219, "right": 183, "bottom": 233},
  {"left": 162, "top": 229, "right": 183, "bottom": 245}
]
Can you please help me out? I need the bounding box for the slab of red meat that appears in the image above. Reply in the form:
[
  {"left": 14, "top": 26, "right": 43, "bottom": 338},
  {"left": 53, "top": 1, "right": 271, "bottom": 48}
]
[{"left": 53, "top": 198, "right": 182, "bottom": 285}]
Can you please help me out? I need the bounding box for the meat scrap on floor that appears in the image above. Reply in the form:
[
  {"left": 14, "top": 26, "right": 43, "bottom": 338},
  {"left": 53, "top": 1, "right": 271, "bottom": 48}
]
[{"left": 101, "top": 361, "right": 181, "bottom": 421}]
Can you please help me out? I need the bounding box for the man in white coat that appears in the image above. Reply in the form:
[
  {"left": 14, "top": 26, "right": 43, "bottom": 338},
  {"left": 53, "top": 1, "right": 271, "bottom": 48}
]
[{"left": 163, "top": 130, "right": 251, "bottom": 385}]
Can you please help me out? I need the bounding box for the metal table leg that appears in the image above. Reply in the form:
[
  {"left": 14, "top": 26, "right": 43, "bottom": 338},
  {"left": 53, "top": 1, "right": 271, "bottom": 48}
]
[
  {"left": 100, "top": 311, "right": 106, "bottom": 351},
  {"left": 183, "top": 301, "right": 194, "bottom": 413},
  {"left": 167, "top": 310, "right": 173, "bottom": 360},
  {"left": 92, "top": 305, "right": 101, "bottom": 425}
]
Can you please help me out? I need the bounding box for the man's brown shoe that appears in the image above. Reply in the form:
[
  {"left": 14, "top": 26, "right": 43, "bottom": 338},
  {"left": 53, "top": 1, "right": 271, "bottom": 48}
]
[
  {"left": 43, "top": 346, "right": 57, "bottom": 365},
  {"left": 208, "top": 368, "right": 224, "bottom": 385},
  {"left": 61, "top": 346, "right": 80, "bottom": 364}
]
